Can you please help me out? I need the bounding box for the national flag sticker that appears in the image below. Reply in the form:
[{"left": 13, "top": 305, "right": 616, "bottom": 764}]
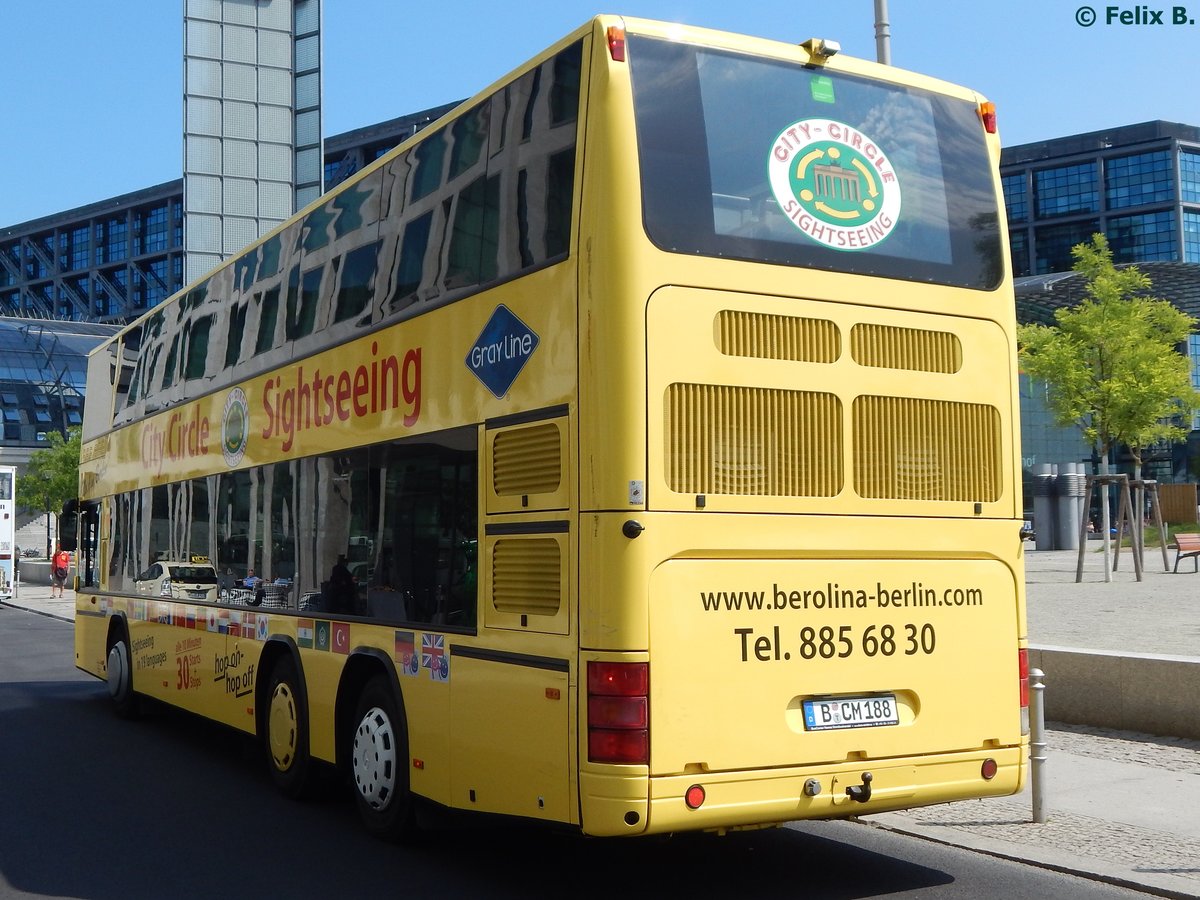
[
  {"left": 333, "top": 622, "right": 350, "bottom": 655},
  {"left": 422, "top": 633, "right": 449, "bottom": 683},
  {"left": 315, "top": 620, "right": 331, "bottom": 651},
  {"left": 395, "top": 631, "right": 418, "bottom": 677},
  {"left": 297, "top": 619, "right": 314, "bottom": 649}
]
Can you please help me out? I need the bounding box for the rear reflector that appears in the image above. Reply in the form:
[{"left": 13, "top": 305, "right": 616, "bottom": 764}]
[
  {"left": 685, "top": 784, "right": 706, "bottom": 810},
  {"left": 588, "top": 661, "right": 649, "bottom": 764}
]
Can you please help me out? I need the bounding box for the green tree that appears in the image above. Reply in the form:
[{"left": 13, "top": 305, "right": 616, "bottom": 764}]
[
  {"left": 1018, "top": 234, "right": 1200, "bottom": 475},
  {"left": 20, "top": 429, "right": 81, "bottom": 555}
]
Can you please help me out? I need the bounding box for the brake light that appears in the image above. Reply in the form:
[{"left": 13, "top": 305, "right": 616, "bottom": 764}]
[
  {"left": 607, "top": 24, "right": 626, "bottom": 62},
  {"left": 588, "top": 661, "right": 648, "bottom": 764},
  {"left": 1018, "top": 648, "right": 1029, "bottom": 708},
  {"left": 979, "top": 101, "right": 997, "bottom": 134}
]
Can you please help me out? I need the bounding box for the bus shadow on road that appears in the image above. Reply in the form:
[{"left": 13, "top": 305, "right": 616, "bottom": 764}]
[{"left": 0, "top": 679, "right": 958, "bottom": 899}]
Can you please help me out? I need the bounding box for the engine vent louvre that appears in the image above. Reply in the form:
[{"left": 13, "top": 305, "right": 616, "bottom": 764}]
[
  {"left": 492, "top": 423, "right": 561, "bottom": 496},
  {"left": 492, "top": 538, "right": 561, "bottom": 615},
  {"left": 665, "top": 383, "right": 843, "bottom": 497},
  {"left": 853, "top": 396, "right": 1001, "bottom": 501},
  {"left": 850, "top": 324, "right": 962, "bottom": 373},
  {"left": 716, "top": 311, "right": 840, "bottom": 363}
]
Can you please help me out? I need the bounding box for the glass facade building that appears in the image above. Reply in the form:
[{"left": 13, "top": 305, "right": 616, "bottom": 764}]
[
  {"left": 0, "top": 103, "right": 455, "bottom": 325},
  {"left": 1015, "top": 263, "right": 1200, "bottom": 506},
  {"left": 0, "top": 318, "right": 117, "bottom": 451},
  {"left": 1002, "top": 121, "right": 1200, "bottom": 275}
]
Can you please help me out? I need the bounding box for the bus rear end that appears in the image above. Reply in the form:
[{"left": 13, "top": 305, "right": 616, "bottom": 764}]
[{"left": 577, "top": 18, "right": 1027, "bottom": 836}]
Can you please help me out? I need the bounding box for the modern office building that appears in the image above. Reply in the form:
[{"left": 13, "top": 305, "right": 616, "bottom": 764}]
[
  {"left": 1002, "top": 121, "right": 1200, "bottom": 499},
  {"left": 1001, "top": 120, "right": 1200, "bottom": 276},
  {"left": 0, "top": 103, "right": 455, "bottom": 326}
]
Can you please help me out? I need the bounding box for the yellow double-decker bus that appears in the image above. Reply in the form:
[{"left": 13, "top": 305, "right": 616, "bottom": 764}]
[{"left": 71, "top": 15, "right": 1028, "bottom": 839}]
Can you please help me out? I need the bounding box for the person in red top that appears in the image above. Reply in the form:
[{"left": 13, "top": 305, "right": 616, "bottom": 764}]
[{"left": 51, "top": 545, "right": 70, "bottom": 598}]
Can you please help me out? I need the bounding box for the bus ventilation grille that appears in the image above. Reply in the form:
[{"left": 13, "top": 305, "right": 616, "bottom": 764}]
[
  {"left": 715, "top": 310, "right": 840, "bottom": 363},
  {"left": 665, "top": 383, "right": 843, "bottom": 497},
  {"left": 665, "top": 386, "right": 1001, "bottom": 502},
  {"left": 493, "top": 423, "right": 562, "bottom": 496},
  {"left": 854, "top": 396, "right": 1001, "bottom": 501},
  {"left": 850, "top": 323, "right": 962, "bottom": 373},
  {"left": 492, "top": 538, "right": 562, "bottom": 615}
]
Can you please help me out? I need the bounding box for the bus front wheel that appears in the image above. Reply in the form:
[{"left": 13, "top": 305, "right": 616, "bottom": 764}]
[
  {"left": 265, "top": 655, "right": 313, "bottom": 799},
  {"left": 106, "top": 630, "right": 140, "bottom": 719},
  {"left": 351, "top": 674, "right": 416, "bottom": 840}
]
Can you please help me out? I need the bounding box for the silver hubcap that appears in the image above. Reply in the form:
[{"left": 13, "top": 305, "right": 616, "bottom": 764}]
[
  {"left": 353, "top": 705, "right": 398, "bottom": 811},
  {"left": 106, "top": 642, "right": 130, "bottom": 701}
]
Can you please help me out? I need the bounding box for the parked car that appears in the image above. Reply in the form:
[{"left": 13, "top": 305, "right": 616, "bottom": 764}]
[{"left": 134, "top": 559, "right": 219, "bottom": 602}]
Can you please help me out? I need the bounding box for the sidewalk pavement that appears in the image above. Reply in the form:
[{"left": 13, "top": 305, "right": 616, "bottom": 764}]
[
  {"left": 868, "top": 545, "right": 1200, "bottom": 898},
  {"left": 4, "top": 549, "right": 1200, "bottom": 897}
]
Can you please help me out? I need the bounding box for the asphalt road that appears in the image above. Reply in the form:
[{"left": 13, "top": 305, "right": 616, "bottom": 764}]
[{"left": 0, "top": 607, "right": 1146, "bottom": 900}]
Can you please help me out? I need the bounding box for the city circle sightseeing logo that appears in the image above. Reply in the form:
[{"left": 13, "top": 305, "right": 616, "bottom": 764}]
[
  {"left": 221, "top": 388, "right": 249, "bottom": 467},
  {"left": 768, "top": 118, "right": 901, "bottom": 252}
]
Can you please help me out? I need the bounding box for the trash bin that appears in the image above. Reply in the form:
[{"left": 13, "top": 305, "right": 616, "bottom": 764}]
[
  {"left": 1055, "top": 463, "right": 1086, "bottom": 550},
  {"left": 1033, "top": 464, "right": 1057, "bottom": 551}
]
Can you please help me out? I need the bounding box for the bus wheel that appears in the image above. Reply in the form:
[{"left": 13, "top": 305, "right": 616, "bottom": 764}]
[
  {"left": 265, "top": 656, "right": 313, "bottom": 799},
  {"left": 351, "top": 674, "right": 416, "bottom": 840},
  {"left": 106, "top": 632, "right": 140, "bottom": 719}
]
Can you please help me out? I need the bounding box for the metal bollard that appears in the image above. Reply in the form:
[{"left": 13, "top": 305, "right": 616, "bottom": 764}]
[{"left": 1029, "top": 667, "right": 1048, "bottom": 823}]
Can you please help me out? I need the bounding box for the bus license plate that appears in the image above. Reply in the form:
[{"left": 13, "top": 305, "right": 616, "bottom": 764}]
[{"left": 803, "top": 695, "right": 899, "bottom": 731}]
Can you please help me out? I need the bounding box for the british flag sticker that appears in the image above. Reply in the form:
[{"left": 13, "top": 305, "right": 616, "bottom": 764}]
[{"left": 421, "top": 633, "right": 449, "bottom": 683}]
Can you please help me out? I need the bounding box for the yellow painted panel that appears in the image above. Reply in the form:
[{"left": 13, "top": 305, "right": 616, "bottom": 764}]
[
  {"left": 646, "top": 557, "right": 1022, "bottom": 774},
  {"left": 450, "top": 654, "right": 572, "bottom": 822}
]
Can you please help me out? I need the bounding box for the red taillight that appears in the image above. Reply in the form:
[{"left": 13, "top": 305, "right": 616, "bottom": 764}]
[
  {"left": 588, "top": 728, "right": 649, "bottom": 765},
  {"left": 979, "top": 101, "right": 997, "bottom": 134},
  {"left": 588, "top": 660, "right": 649, "bottom": 696},
  {"left": 607, "top": 24, "right": 626, "bottom": 62},
  {"left": 588, "top": 661, "right": 648, "bottom": 764},
  {"left": 1018, "top": 648, "right": 1030, "bottom": 708},
  {"left": 588, "top": 695, "right": 647, "bottom": 729}
]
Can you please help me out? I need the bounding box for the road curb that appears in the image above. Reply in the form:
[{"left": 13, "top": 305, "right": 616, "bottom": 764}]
[
  {"left": 864, "top": 813, "right": 1199, "bottom": 899},
  {"left": 0, "top": 600, "right": 73, "bottom": 624}
]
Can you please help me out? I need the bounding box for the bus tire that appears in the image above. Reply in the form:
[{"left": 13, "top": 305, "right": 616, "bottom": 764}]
[
  {"left": 106, "top": 628, "right": 140, "bottom": 719},
  {"left": 265, "top": 655, "right": 314, "bottom": 799},
  {"left": 351, "top": 674, "right": 416, "bottom": 841}
]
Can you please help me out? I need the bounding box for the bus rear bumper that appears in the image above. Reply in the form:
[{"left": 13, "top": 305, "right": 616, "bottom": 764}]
[{"left": 580, "top": 744, "right": 1026, "bottom": 837}]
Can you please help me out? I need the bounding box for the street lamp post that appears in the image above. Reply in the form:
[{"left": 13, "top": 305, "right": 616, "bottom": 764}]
[{"left": 874, "top": 0, "right": 892, "bottom": 64}]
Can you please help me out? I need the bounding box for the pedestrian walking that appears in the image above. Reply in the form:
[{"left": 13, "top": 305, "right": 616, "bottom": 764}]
[{"left": 51, "top": 544, "right": 70, "bottom": 597}]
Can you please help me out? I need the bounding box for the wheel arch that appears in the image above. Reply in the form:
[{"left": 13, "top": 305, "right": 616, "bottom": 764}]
[
  {"left": 255, "top": 636, "right": 306, "bottom": 740},
  {"left": 105, "top": 611, "right": 131, "bottom": 650},
  {"left": 335, "top": 648, "right": 404, "bottom": 775}
]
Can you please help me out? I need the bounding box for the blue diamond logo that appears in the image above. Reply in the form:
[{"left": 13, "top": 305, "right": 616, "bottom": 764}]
[{"left": 465, "top": 305, "right": 540, "bottom": 399}]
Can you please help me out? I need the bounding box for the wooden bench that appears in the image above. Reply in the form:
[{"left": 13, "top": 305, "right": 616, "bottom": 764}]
[{"left": 1173, "top": 533, "right": 1200, "bottom": 572}]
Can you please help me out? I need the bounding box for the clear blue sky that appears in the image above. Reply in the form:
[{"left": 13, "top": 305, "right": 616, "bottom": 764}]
[{"left": 1, "top": 1, "right": 1196, "bottom": 228}]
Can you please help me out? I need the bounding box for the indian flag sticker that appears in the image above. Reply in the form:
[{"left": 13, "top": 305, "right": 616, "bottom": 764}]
[{"left": 768, "top": 118, "right": 901, "bottom": 252}]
